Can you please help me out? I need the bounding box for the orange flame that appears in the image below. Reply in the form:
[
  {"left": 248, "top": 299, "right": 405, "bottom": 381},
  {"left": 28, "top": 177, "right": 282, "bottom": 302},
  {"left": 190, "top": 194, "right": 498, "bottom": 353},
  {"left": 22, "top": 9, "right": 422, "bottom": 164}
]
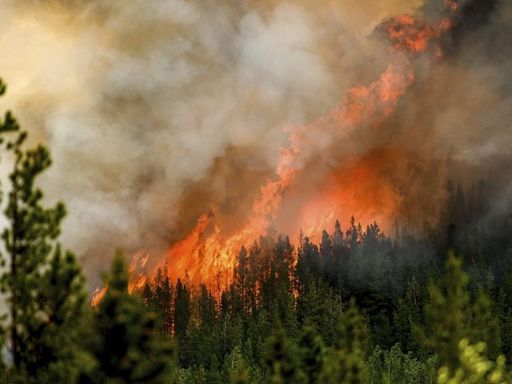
[
  {"left": 90, "top": 1, "right": 463, "bottom": 300},
  {"left": 91, "top": 286, "right": 106, "bottom": 308},
  {"left": 128, "top": 251, "right": 150, "bottom": 293},
  {"left": 153, "top": 1, "right": 463, "bottom": 291},
  {"left": 91, "top": 252, "right": 150, "bottom": 306}
]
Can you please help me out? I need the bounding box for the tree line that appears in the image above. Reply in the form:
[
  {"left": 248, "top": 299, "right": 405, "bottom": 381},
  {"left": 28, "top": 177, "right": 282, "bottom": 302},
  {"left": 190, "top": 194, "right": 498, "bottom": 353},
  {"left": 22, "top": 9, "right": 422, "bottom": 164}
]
[
  {"left": 1, "top": 77, "right": 512, "bottom": 383},
  {"left": 141, "top": 223, "right": 512, "bottom": 383}
]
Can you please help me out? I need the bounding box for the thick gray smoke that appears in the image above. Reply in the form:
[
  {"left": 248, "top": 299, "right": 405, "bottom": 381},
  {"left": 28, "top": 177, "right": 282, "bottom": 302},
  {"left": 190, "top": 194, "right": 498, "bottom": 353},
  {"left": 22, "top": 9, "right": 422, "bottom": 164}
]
[
  {"left": 0, "top": 0, "right": 510, "bottom": 287},
  {"left": 389, "top": 0, "right": 512, "bottom": 223}
]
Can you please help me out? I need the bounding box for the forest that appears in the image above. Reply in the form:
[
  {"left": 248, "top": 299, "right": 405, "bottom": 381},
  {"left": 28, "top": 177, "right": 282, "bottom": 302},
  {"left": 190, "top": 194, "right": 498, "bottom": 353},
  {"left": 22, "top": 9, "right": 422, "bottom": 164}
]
[{"left": 0, "top": 73, "right": 511, "bottom": 384}]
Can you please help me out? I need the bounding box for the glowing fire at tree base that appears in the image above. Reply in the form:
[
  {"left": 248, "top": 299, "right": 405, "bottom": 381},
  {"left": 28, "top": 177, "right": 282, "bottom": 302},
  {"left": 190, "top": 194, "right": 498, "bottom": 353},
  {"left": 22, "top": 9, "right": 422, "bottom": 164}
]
[{"left": 93, "top": 0, "right": 464, "bottom": 302}]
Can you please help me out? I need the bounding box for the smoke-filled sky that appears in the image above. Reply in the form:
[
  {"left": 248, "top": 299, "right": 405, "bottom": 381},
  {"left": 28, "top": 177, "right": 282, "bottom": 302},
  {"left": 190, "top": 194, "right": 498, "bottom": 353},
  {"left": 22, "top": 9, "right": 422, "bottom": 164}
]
[{"left": 0, "top": 0, "right": 510, "bottom": 287}]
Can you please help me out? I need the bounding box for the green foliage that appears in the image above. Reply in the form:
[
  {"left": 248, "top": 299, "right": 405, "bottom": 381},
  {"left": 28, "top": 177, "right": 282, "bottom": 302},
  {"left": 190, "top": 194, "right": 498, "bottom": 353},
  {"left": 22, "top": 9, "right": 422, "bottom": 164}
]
[
  {"left": 319, "top": 299, "right": 367, "bottom": 384},
  {"left": 470, "top": 288, "right": 501, "bottom": 359},
  {"left": 415, "top": 253, "right": 470, "bottom": 369},
  {"left": 175, "top": 279, "right": 191, "bottom": 342},
  {"left": 367, "top": 344, "right": 431, "bottom": 384},
  {"left": 0, "top": 83, "right": 511, "bottom": 384},
  {"left": 81, "top": 252, "right": 175, "bottom": 384},
  {"left": 437, "top": 339, "right": 509, "bottom": 384},
  {"left": 227, "top": 346, "right": 250, "bottom": 384},
  {"left": 393, "top": 276, "right": 423, "bottom": 353},
  {"left": 0, "top": 78, "right": 89, "bottom": 383},
  {"left": 298, "top": 325, "right": 324, "bottom": 383},
  {"left": 145, "top": 226, "right": 512, "bottom": 383},
  {"left": 264, "top": 324, "right": 305, "bottom": 384}
]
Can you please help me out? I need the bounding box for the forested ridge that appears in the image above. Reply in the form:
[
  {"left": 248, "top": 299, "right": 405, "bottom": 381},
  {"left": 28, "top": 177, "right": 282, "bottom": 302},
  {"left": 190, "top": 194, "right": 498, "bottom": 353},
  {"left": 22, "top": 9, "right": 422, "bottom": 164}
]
[
  {"left": 142, "top": 204, "right": 512, "bottom": 383},
  {"left": 1, "top": 76, "right": 512, "bottom": 384}
]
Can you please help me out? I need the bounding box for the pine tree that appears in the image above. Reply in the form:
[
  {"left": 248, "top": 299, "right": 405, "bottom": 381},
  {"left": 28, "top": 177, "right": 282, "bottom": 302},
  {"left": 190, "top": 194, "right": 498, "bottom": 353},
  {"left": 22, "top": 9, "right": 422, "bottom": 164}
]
[
  {"left": 154, "top": 269, "right": 173, "bottom": 338},
  {"left": 437, "top": 339, "right": 509, "bottom": 384},
  {"left": 235, "top": 247, "right": 249, "bottom": 315},
  {"left": 264, "top": 324, "right": 305, "bottom": 384},
  {"left": 82, "top": 252, "right": 174, "bottom": 383},
  {"left": 415, "top": 253, "right": 470, "bottom": 370},
  {"left": 199, "top": 284, "right": 216, "bottom": 330},
  {"left": 228, "top": 346, "right": 250, "bottom": 384},
  {"left": 470, "top": 288, "right": 501, "bottom": 359},
  {"left": 381, "top": 344, "right": 427, "bottom": 384},
  {"left": 393, "top": 276, "right": 423, "bottom": 353},
  {"left": 174, "top": 279, "right": 190, "bottom": 341},
  {"left": 319, "top": 299, "right": 367, "bottom": 384},
  {"left": 0, "top": 78, "right": 90, "bottom": 383},
  {"left": 298, "top": 325, "right": 324, "bottom": 384},
  {"left": 230, "top": 361, "right": 250, "bottom": 384},
  {"left": 320, "top": 230, "right": 334, "bottom": 282}
]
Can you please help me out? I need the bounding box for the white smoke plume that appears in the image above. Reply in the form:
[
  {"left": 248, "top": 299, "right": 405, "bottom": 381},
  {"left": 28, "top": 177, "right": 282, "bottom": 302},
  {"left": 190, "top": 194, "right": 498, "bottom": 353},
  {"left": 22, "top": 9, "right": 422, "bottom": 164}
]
[{"left": 0, "top": 0, "right": 510, "bottom": 287}]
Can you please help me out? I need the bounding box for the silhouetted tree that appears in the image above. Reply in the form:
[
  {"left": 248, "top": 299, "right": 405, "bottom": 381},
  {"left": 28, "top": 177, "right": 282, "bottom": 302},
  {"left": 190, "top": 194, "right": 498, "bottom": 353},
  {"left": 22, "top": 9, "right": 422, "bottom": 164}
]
[
  {"left": 0, "top": 78, "right": 89, "bottom": 383},
  {"left": 83, "top": 252, "right": 174, "bottom": 383}
]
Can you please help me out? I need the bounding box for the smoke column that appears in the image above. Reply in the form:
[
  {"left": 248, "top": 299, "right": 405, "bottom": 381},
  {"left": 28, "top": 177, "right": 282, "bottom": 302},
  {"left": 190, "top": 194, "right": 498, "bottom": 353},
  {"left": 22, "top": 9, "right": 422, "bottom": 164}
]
[{"left": 0, "top": 0, "right": 510, "bottom": 289}]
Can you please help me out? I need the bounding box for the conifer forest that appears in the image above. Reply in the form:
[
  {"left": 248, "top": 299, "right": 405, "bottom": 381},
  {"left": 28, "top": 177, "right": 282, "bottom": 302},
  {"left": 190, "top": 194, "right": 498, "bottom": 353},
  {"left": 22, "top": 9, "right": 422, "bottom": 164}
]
[{"left": 0, "top": 0, "right": 511, "bottom": 383}]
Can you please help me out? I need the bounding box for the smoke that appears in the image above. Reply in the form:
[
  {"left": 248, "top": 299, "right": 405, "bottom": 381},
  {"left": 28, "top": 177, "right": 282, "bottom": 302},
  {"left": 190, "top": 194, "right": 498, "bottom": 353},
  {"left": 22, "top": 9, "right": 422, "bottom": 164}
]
[
  {"left": 389, "top": 0, "right": 512, "bottom": 221},
  {"left": 0, "top": 0, "right": 510, "bottom": 286}
]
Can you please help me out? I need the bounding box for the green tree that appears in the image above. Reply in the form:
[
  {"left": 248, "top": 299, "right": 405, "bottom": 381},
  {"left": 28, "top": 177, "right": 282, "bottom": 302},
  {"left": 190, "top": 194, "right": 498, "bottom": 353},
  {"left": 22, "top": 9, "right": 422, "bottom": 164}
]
[
  {"left": 470, "top": 288, "right": 501, "bottom": 359},
  {"left": 393, "top": 276, "right": 423, "bottom": 353},
  {"left": 319, "top": 299, "right": 367, "bottom": 384},
  {"left": 174, "top": 279, "right": 191, "bottom": 342},
  {"left": 366, "top": 344, "right": 430, "bottom": 384},
  {"left": 437, "top": 339, "right": 509, "bottom": 384},
  {"left": 154, "top": 269, "right": 173, "bottom": 338},
  {"left": 0, "top": 78, "right": 90, "bottom": 383},
  {"left": 264, "top": 324, "right": 305, "bottom": 384},
  {"left": 415, "top": 253, "right": 470, "bottom": 370},
  {"left": 82, "top": 252, "right": 175, "bottom": 383},
  {"left": 228, "top": 346, "right": 250, "bottom": 384},
  {"left": 298, "top": 325, "right": 324, "bottom": 384}
]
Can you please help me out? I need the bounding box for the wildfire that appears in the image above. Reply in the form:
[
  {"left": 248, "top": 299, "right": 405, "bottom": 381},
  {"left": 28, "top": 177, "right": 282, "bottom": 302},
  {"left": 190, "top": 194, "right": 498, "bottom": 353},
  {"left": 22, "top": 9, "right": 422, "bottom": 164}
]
[
  {"left": 93, "top": 1, "right": 463, "bottom": 299},
  {"left": 382, "top": 14, "right": 452, "bottom": 54},
  {"left": 286, "top": 148, "right": 418, "bottom": 244},
  {"left": 92, "top": 252, "right": 149, "bottom": 306}
]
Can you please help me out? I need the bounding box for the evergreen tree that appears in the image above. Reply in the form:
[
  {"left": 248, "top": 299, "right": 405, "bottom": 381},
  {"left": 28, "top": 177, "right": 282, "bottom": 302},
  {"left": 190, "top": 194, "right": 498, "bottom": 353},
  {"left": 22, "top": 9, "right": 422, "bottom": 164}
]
[
  {"left": 298, "top": 325, "right": 324, "bottom": 384},
  {"left": 228, "top": 346, "right": 250, "bottom": 384},
  {"left": 320, "top": 230, "right": 334, "bottom": 282},
  {"left": 82, "top": 252, "right": 174, "bottom": 384},
  {"left": 235, "top": 246, "right": 249, "bottom": 315},
  {"left": 393, "top": 276, "right": 423, "bottom": 354},
  {"left": 174, "top": 279, "right": 190, "bottom": 341},
  {"left": 199, "top": 284, "right": 216, "bottom": 330},
  {"left": 415, "top": 253, "right": 470, "bottom": 370},
  {"left": 264, "top": 324, "right": 305, "bottom": 384},
  {"left": 437, "top": 339, "right": 509, "bottom": 384},
  {"left": 154, "top": 269, "right": 173, "bottom": 338},
  {"left": 470, "top": 288, "right": 501, "bottom": 359},
  {"left": 0, "top": 78, "right": 90, "bottom": 383},
  {"left": 319, "top": 299, "right": 367, "bottom": 384},
  {"left": 230, "top": 363, "right": 250, "bottom": 384}
]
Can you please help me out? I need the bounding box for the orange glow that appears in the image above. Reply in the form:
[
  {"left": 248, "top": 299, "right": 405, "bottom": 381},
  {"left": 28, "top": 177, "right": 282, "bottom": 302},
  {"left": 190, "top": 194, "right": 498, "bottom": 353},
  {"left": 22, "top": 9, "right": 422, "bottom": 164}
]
[
  {"left": 91, "top": 286, "right": 106, "bottom": 308},
  {"left": 290, "top": 149, "right": 416, "bottom": 243},
  {"left": 382, "top": 11, "right": 455, "bottom": 55},
  {"left": 90, "top": 1, "right": 463, "bottom": 300},
  {"left": 160, "top": 56, "right": 417, "bottom": 291},
  {"left": 151, "top": 0, "right": 463, "bottom": 291},
  {"left": 91, "top": 252, "right": 150, "bottom": 306},
  {"left": 445, "top": 0, "right": 459, "bottom": 12},
  {"left": 127, "top": 252, "right": 150, "bottom": 293}
]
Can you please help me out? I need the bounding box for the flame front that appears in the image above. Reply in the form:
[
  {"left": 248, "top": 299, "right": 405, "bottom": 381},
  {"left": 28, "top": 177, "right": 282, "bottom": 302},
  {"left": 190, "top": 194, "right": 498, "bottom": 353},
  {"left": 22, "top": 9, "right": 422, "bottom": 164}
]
[{"left": 130, "top": 1, "right": 463, "bottom": 293}]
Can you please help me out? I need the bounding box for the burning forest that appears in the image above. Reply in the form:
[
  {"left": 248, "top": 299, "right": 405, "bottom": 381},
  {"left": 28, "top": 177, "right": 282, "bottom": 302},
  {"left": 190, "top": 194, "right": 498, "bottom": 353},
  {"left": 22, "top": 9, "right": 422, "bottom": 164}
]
[{"left": 1, "top": 0, "right": 512, "bottom": 383}]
